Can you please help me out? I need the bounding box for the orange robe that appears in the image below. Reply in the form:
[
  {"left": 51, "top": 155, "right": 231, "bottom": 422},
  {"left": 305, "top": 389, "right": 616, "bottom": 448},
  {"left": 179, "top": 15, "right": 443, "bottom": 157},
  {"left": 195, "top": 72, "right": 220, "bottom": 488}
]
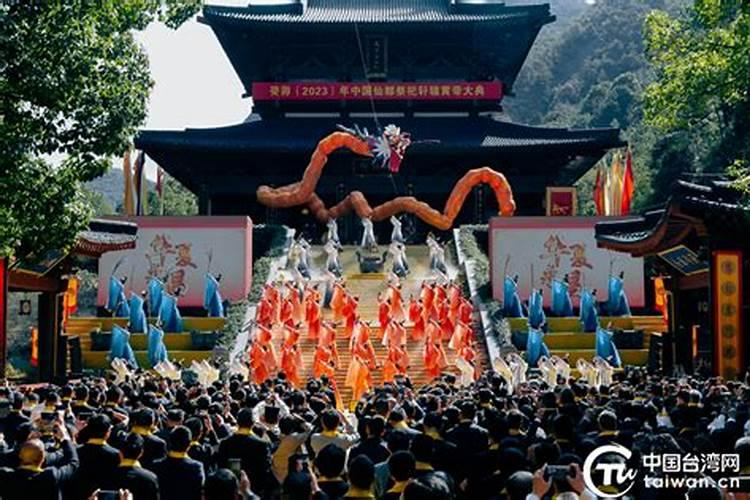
[
  {"left": 249, "top": 342, "right": 269, "bottom": 384},
  {"left": 286, "top": 283, "right": 304, "bottom": 324},
  {"left": 281, "top": 324, "right": 303, "bottom": 386},
  {"left": 318, "top": 322, "right": 339, "bottom": 367},
  {"left": 437, "top": 301, "right": 454, "bottom": 341},
  {"left": 448, "top": 284, "right": 462, "bottom": 323},
  {"left": 458, "top": 345, "right": 480, "bottom": 382},
  {"left": 279, "top": 298, "right": 294, "bottom": 328},
  {"left": 424, "top": 341, "right": 447, "bottom": 380},
  {"left": 331, "top": 283, "right": 346, "bottom": 321},
  {"left": 257, "top": 324, "right": 278, "bottom": 374},
  {"left": 420, "top": 284, "right": 434, "bottom": 321},
  {"left": 341, "top": 296, "right": 358, "bottom": 338},
  {"left": 388, "top": 284, "right": 405, "bottom": 322},
  {"left": 306, "top": 289, "right": 322, "bottom": 340},
  {"left": 313, "top": 344, "right": 334, "bottom": 379},
  {"left": 449, "top": 321, "right": 471, "bottom": 351},
  {"left": 408, "top": 298, "right": 424, "bottom": 341},
  {"left": 378, "top": 298, "right": 391, "bottom": 339},
  {"left": 383, "top": 344, "right": 408, "bottom": 383},
  {"left": 382, "top": 321, "right": 406, "bottom": 349},
  {"left": 458, "top": 298, "right": 473, "bottom": 325},
  {"left": 263, "top": 285, "right": 280, "bottom": 324}
]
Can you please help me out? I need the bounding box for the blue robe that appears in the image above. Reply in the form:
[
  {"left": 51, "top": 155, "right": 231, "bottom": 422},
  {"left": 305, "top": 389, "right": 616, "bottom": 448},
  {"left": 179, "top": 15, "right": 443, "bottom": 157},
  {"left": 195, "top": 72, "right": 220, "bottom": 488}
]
[
  {"left": 503, "top": 277, "right": 524, "bottom": 318},
  {"left": 107, "top": 277, "right": 130, "bottom": 317},
  {"left": 596, "top": 327, "right": 622, "bottom": 367},
  {"left": 551, "top": 280, "right": 573, "bottom": 317},
  {"left": 147, "top": 278, "right": 164, "bottom": 317},
  {"left": 110, "top": 325, "right": 138, "bottom": 367},
  {"left": 159, "top": 292, "right": 183, "bottom": 333},
  {"left": 526, "top": 327, "right": 550, "bottom": 367},
  {"left": 528, "top": 289, "right": 546, "bottom": 329},
  {"left": 128, "top": 293, "right": 148, "bottom": 334},
  {"left": 147, "top": 325, "right": 169, "bottom": 367},
  {"left": 579, "top": 289, "right": 599, "bottom": 333},
  {"left": 203, "top": 274, "right": 224, "bottom": 318},
  {"left": 607, "top": 276, "right": 631, "bottom": 316}
]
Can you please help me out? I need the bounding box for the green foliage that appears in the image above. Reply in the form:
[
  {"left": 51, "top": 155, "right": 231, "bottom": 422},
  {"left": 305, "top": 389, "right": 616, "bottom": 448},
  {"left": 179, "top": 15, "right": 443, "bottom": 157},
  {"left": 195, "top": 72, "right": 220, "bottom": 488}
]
[
  {"left": 147, "top": 172, "right": 198, "bottom": 216},
  {"left": 644, "top": 0, "right": 750, "bottom": 179},
  {"left": 0, "top": 1, "right": 199, "bottom": 259}
]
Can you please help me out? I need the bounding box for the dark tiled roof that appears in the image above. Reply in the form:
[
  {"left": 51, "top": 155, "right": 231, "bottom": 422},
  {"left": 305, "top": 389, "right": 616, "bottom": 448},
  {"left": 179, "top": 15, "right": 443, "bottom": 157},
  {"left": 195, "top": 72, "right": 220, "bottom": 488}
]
[
  {"left": 594, "top": 180, "right": 748, "bottom": 255},
  {"left": 136, "top": 116, "right": 622, "bottom": 154},
  {"left": 203, "top": 1, "right": 552, "bottom": 25}
]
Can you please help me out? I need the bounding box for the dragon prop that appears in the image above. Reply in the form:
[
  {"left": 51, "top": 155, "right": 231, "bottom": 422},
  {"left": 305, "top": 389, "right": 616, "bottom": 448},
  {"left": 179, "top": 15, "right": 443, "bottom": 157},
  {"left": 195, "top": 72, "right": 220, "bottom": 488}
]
[{"left": 256, "top": 125, "right": 516, "bottom": 230}]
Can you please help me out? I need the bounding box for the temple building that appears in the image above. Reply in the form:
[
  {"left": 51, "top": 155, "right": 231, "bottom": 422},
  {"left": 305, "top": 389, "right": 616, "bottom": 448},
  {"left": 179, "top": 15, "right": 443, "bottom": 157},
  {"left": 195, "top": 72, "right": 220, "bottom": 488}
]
[
  {"left": 595, "top": 180, "right": 750, "bottom": 379},
  {"left": 137, "top": 0, "right": 624, "bottom": 241}
]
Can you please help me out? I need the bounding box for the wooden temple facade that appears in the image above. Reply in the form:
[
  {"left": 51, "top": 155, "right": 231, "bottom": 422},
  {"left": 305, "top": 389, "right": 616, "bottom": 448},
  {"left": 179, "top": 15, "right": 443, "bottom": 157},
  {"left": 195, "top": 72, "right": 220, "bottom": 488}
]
[
  {"left": 595, "top": 180, "right": 750, "bottom": 378},
  {"left": 136, "top": 0, "right": 625, "bottom": 241},
  {"left": 2, "top": 219, "right": 137, "bottom": 381}
]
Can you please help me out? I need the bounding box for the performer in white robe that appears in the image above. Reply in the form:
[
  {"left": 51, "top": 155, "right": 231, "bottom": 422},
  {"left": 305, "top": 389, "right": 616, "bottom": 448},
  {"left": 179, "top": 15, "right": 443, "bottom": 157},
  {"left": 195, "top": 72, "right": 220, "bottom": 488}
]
[
  {"left": 326, "top": 218, "right": 340, "bottom": 244},
  {"left": 360, "top": 217, "right": 377, "bottom": 249},
  {"left": 324, "top": 239, "right": 343, "bottom": 277},
  {"left": 390, "top": 215, "right": 404, "bottom": 244}
]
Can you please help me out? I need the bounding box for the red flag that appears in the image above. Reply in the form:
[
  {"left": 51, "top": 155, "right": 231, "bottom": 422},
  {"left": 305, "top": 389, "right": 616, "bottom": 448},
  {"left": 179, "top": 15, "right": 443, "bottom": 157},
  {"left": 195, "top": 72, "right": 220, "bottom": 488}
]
[
  {"left": 156, "top": 167, "right": 164, "bottom": 197},
  {"left": 621, "top": 148, "right": 635, "bottom": 215},
  {"left": 593, "top": 165, "right": 604, "bottom": 215}
]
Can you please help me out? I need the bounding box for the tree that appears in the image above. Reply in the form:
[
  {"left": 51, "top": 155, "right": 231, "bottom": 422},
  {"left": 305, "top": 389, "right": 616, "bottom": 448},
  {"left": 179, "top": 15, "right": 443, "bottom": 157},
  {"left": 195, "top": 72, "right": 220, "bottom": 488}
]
[
  {"left": 0, "top": 1, "right": 199, "bottom": 259},
  {"left": 644, "top": 1, "right": 750, "bottom": 175},
  {"left": 148, "top": 173, "right": 198, "bottom": 216}
]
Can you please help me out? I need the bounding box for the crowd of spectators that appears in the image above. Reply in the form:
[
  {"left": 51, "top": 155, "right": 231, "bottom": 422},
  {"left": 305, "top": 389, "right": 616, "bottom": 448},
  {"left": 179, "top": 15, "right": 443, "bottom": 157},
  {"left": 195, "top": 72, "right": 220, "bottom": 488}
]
[{"left": 0, "top": 366, "right": 749, "bottom": 499}]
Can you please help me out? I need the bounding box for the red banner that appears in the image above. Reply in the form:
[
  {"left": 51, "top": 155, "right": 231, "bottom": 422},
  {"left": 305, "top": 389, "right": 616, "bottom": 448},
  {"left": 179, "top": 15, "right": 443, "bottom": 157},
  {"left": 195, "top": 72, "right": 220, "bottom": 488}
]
[
  {"left": 546, "top": 187, "right": 578, "bottom": 216},
  {"left": 252, "top": 81, "right": 503, "bottom": 101}
]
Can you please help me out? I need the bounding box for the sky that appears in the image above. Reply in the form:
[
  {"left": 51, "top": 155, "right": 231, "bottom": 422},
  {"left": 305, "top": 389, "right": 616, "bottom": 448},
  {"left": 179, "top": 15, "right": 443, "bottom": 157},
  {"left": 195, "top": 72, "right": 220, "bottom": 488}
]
[{"left": 132, "top": 16, "right": 247, "bottom": 179}]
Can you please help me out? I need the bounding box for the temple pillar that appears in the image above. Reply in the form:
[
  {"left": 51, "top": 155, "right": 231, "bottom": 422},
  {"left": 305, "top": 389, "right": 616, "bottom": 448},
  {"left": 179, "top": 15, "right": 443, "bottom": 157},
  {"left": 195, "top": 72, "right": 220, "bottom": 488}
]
[{"left": 38, "top": 291, "right": 64, "bottom": 382}]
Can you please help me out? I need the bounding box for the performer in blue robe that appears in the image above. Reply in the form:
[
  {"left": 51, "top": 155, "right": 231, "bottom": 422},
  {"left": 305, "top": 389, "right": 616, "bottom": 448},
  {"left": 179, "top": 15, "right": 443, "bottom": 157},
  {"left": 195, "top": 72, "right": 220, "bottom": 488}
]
[
  {"left": 503, "top": 275, "right": 524, "bottom": 318},
  {"left": 526, "top": 325, "right": 550, "bottom": 367},
  {"left": 528, "top": 288, "right": 546, "bottom": 329},
  {"left": 204, "top": 273, "right": 224, "bottom": 318},
  {"left": 128, "top": 292, "right": 148, "bottom": 333},
  {"left": 147, "top": 324, "right": 169, "bottom": 367},
  {"left": 596, "top": 326, "right": 622, "bottom": 367},
  {"left": 107, "top": 276, "right": 130, "bottom": 317},
  {"left": 110, "top": 324, "right": 138, "bottom": 367},
  {"left": 607, "top": 271, "right": 631, "bottom": 316},
  {"left": 579, "top": 288, "right": 600, "bottom": 333},
  {"left": 159, "top": 291, "right": 184, "bottom": 333},
  {"left": 147, "top": 277, "right": 164, "bottom": 318},
  {"left": 551, "top": 276, "right": 573, "bottom": 317}
]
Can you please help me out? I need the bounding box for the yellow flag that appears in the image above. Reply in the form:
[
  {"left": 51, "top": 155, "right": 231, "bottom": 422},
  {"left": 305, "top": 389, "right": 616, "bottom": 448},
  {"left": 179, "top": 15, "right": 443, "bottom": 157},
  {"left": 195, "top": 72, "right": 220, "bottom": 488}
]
[{"left": 123, "top": 150, "right": 134, "bottom": 216}]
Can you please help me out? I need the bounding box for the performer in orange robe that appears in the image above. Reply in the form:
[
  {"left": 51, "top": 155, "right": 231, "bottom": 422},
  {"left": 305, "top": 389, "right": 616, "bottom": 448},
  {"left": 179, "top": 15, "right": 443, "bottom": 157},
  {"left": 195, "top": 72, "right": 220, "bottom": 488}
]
[
  {"left": 383, "top": 320, "right": 407, "bottom": 349},
  {"left": 341, "top": 295, "right": 359, "bottom": 338},
  {"left": 249, "top": 341, "right": 269, "bottom": 384},
  {"left": 318, "top": 356, "right": 343, "bottom": 409},
  {"left": 306, "top": 286, "right": 322, "bottom": 340},
  {"left": 330, "top": 281, "right": 347, "bottom": 322},
  {"left": 457, "top": 343, "right": 480, "bottom": 384},
  {"left": 281, "top": 323, "right": 303, "bottom": 386},
  {"left": 388, "top": 282, "right": 406, "bottom": 322},
  {"left": 256, "top": 324, "right": 278, "bottom": 374},
  {"left": 279, "top": 295, "right": 294, "bottom": 328},
  {"left": 383, "top": 343, "right": 409, "bottom": 383},
  {"left": 458, "top": 297, "right": 473, "bottom": 325},
  {"left": 255, "top": 297, "right": 271, "bottom": 327},
  {"left": 408, "top": 295, "right": 425, "bottom": 341},
  {"left": 318, "top": 320, "right": 340, "bottom": 368},
  {"left": 313, "top": 343, "right": 334, "bottom": 379},
  {"left": 437, "top": 300, "right": 454, "bottom": 341},
  {"left": 420, "top": 282, "right": 435, "bottom": 321},
  {"left": 424, "top": 319, "right": 448, "bottom": 379},
  {"left": 378, "top": 294, "right": 391, "bottom": 339},
  {"left": 433, "top": 283, "right": 448, "bottom": 318},
  {"left": 449, "top": 320, "right": 472, "bottom": 351},
  {"left": 448, "top": 281, "right": 462, "bottom": 323},
  {"left": 286, "top": 282, "right": 304, "bottom": 325},
  {"left": 263, "top": 284, "right": 281, "bottom": 324}
]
